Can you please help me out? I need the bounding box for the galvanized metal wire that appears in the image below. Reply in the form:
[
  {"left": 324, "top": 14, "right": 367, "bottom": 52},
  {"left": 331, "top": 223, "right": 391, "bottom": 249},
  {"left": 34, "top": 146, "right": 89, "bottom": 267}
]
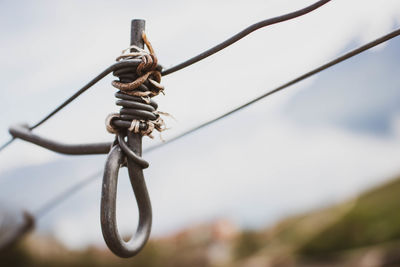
[
  {"left": 26, "top": 26, "right": 400, "bottom": 222},
  {"left": 161, "top": 0, "right": 332, "bottom": 75},
  {"left": 147, "top": 27, "right": 400, "bottom": 152},
  {"left": 0, "top": 0, "right": 330, "bottom": 152},
  {"left": 2, "top": 4, "right": 400, "bottom": 253}
]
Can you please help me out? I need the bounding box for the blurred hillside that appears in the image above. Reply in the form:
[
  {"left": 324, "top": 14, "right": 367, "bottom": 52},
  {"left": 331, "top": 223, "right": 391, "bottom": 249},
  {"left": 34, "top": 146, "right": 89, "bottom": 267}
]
[{"left": 3, "top": 175, "right": 400, "bottom": 267}]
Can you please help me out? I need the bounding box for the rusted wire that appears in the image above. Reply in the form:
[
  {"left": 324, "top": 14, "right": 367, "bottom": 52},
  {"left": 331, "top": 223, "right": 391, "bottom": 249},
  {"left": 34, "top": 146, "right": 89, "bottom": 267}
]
[
  {"left": 112, "top": 32, "right": 164, "bottom": 96},
  {"left": 106, "top": 32, "right": 166, "bottom": 139}
]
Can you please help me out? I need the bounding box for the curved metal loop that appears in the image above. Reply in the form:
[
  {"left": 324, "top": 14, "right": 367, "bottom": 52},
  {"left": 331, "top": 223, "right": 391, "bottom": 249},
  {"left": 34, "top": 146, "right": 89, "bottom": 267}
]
[
  {"left": 117, "top": 133, "right": 149, "bottom": 168},
  {"left": 101, "top": 145, "right": 152, "bottom": 258},
  {"left": 9, "top": 124, "right": 111, "bottom": 155}
]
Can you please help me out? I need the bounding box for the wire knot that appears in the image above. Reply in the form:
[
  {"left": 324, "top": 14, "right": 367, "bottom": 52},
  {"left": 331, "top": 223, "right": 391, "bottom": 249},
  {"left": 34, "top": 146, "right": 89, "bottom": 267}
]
[
  {"left": 112, "top": 32, "right": 164, "bottom": 97},
  {"left": 106, "top": 32, "right": 168, "bottom": 140}
]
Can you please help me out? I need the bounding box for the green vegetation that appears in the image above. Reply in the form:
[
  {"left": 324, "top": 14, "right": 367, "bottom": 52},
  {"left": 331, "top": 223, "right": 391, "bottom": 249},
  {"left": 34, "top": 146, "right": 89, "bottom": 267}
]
[{"left": 299, "top": 176, "right": 400, "bottom": 255}]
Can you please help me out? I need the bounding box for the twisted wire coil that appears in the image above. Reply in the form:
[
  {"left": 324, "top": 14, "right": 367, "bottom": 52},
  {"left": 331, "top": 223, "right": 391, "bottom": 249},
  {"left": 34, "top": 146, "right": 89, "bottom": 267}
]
[{"left": 105, "top": 32, "right": 166, "bottom": 168}]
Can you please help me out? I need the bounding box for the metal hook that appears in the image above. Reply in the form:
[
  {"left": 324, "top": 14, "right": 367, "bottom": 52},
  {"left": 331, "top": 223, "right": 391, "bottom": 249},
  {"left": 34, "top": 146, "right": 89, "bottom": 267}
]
[
  {"left": 8, "top": 19, "right": 155, "bottom": 258},
  {"left": 101, "top": 144, "right": 152, "bottom": 258},
  {"left": 9, "top": 124, "right": 111, "bottom": 155},
  {"left": 99, "top": 19, "right": 153, "bottom": 257}
]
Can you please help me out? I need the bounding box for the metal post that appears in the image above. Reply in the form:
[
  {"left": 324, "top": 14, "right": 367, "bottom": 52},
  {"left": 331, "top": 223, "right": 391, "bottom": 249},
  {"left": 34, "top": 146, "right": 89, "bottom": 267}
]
[
  {"left": 126, "top": 20, "right": 152, "bottom": 232},
  {"left": 127, "top": 19, "right": 145, "bottom": 166},
  {"left": 124, "top": 19, "right": 152, "bottom": 256},
  {"left": 100, "top": 19, "right": 153, "bottom": 258}
]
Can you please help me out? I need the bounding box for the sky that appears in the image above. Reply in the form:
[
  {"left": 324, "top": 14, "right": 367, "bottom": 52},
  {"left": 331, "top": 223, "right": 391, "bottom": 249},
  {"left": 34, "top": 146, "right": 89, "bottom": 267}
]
[{"left": 1, "top": 0, "right": 400, "bottom": 249}]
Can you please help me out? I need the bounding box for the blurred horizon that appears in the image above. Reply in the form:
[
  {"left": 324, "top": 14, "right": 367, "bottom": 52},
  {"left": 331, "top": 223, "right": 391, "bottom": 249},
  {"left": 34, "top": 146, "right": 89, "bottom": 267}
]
[{"left": 5, "top": 173, "right": 400, "bottom": 266}]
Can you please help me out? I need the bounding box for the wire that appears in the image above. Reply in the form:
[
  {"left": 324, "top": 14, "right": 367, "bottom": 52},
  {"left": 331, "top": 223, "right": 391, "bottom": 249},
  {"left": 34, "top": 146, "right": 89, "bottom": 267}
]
[
  {"left": 0, "top": 0, "right": 331, "bottom": 153},
  {"left": 2, "top": 26, "right": 400, "bottom": 156},
  {"left": 0, "top": 66, "right": 114, "bottom": 152},
  {"left": 147, "top": 27, "right": 400, "bottom": 152},
  {"left": 0, "top": 170, "right": 101, "bottom": 249},
  {"left": 0, "top": 60, "right": 141, "bottom": 153},
  {"left": 3, "top": 25, "right": 399, "bottom": 249},
  {"left": 0, "top": 139, "right": 14, "bottom": 152},
  {"left": 34, "top": 170, "right": 102, "bottom": 218},
  {"left": 33, "top": 26, "right": 400, "bottom": 217},
  {"left": 161, "top": 0, "right": 331, "bottom": 75}
]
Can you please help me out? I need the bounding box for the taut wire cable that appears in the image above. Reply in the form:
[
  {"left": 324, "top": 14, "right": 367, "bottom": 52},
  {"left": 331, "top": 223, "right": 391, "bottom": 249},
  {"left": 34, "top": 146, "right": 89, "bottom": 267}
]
[
  {"left": 0, "top": 0, "right": 330, "bottom": 152},
  {"left": 26, "top": 27, "right": 400, "bottom": 221}
]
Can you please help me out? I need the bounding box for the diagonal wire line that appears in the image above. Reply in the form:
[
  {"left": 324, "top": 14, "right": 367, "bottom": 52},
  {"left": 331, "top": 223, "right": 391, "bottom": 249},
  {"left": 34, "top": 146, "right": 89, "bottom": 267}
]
[
  {"left": 34, "top": 170, "right": 102, "bottom": 218},
  {"left": 0, "top": 139, "right": 13, "bottom": 153},
  {"left": 31, "top": 26, "right": 400, "bottom": 220},
  {"left": 161, "top": 0, "right": 331, "bottom": 75},
  {"left": 0, "top": 0, "right": 330, "bottom": 153},
  {"left": 0, "top": 170, "right": 103, "bottom": 249},
  {"left": 3, "top": 25, "right": 398, "bottom": 250},
  {"left": 147, "top": 27, "right": 400, "bottom": 153},
  {"left": 0, "top": 62, "right": 127, "bottom": 153},
  {"left": 0, "top": 68, "right": 114, "bottom": 153}
]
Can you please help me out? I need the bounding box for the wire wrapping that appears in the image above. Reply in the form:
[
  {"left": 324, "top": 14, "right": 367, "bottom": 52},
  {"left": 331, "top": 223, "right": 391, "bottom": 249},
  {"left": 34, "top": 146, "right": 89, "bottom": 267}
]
[
  {"left": 7, "top": 27, "right": 400, "bottom": 222},
  {"left": 4, "top": 21, "right": 400, "bottom": 256},
  {"left": 105, "top": 33, "right": 166, "bottom": 168}
]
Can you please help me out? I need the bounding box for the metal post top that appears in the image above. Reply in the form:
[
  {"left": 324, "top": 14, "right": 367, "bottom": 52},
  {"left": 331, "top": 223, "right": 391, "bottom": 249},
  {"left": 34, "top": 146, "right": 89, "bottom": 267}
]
[
  {"left": 131, "top": 19, "right": 145, "bottom": 48},
  {"left": 131, "top": 19, "right": 146, "bottom": 30},
  {"left": 131, "top": 19, "right": 145, "bottom": 23}
]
